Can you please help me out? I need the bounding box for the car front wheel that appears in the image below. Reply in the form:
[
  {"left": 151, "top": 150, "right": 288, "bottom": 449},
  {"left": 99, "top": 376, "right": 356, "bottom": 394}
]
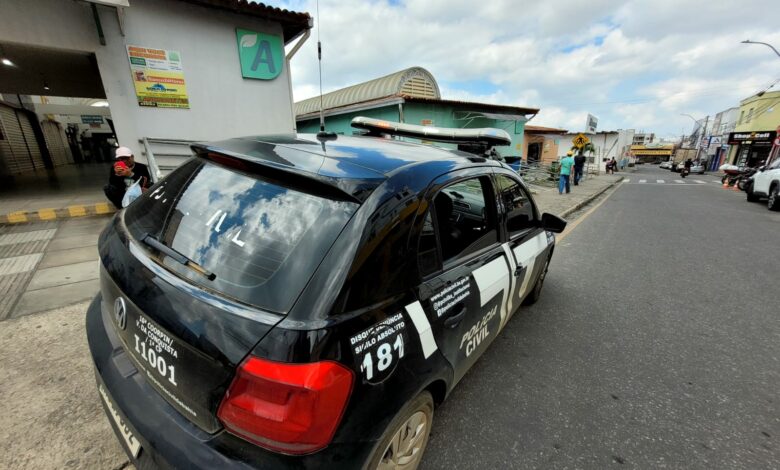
[{"left": 367, "top": 391, "right": 434, "bottom": 470}]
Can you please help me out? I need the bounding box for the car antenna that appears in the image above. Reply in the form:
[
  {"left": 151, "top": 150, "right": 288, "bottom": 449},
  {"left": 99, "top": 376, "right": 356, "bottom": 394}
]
[{"left": 315, "top": 0, "right": 336, "bottom": 141}]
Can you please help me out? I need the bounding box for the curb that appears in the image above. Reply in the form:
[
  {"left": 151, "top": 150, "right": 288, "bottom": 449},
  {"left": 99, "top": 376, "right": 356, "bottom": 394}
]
[
  {"left": 0, "top": 202, "right": 116, "bottom": 225},
  {"left": 559, "top": 177, "right": 624, "bottom": 219}
]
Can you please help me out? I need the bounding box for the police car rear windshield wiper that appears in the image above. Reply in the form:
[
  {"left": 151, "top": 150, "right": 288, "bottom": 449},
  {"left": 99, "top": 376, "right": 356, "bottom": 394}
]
[{"left": 141, "top": 233, "right": 216, "bottom": 281}]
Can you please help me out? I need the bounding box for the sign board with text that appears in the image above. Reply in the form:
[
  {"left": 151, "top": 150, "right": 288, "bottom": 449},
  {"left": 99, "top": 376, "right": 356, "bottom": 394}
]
[
  {"left": 126, "top": 45, "right": 190, "bottom": 109},
  {"left": 586, "top": 114, "right": 598, "bottom": 133}
]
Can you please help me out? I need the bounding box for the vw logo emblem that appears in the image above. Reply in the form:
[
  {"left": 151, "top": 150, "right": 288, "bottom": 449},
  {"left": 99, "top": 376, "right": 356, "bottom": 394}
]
[{"left": 114, "top": 297, "right": 127, "bottom": 331}]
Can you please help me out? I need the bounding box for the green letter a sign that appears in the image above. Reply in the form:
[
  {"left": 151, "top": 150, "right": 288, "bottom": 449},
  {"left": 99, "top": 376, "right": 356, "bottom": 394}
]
[{"left": 236, "top": 28, "right": 283, "bottom": 80}]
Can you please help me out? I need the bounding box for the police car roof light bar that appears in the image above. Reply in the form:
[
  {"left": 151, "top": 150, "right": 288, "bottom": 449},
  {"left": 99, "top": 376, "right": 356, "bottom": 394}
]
[{"left": 350, "top": 116, "right": 512, "bottom": 147}]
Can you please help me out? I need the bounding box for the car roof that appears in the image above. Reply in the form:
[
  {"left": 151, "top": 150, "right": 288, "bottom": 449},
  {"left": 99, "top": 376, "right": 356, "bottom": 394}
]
[
  {"left": 193, "top": 133, "right": 511, "bottom": 204},
  {"left": 200, "top": 133, "right": 503, "bottom": 177}
]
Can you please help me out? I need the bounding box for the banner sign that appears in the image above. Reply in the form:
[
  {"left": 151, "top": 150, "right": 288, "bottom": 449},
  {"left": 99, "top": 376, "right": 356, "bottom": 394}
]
[
  {"left": 80, "top": 115, "right": 104, "bottom": 124},
  {"left": 126, "top": 45, "right": 190, "bottom": 109},
  {"left": 586, "top": 114, "right": 598, "bottom": 133},
  {"left": 727, "top": 131, "right": 775, "bottom": 145}
]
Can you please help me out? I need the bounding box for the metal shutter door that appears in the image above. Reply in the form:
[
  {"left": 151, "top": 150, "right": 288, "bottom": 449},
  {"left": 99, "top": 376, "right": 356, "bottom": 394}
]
[
  {"left": 16, "top": 111, "right": 45, "bottom": 170},
  {"left": 41, "top": 120, "right": 72, "bottom": 166},
  {"left": 0, "top": 104, "right": 33, "bottom": 173}
]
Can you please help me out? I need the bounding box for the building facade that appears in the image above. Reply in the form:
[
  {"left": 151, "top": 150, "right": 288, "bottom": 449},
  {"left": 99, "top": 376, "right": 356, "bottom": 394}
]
[
  {"left": 727, "top": 91, "right": 780, "bottom": 167},
  {"left": 522, "top": 125, "right": 568, "bottom": 165},
  {"left": 0, "top": 0, "right": 311, "bottom": 176},
  {"left": 295, "top": 67, "right": 538, "bottom": 160}
]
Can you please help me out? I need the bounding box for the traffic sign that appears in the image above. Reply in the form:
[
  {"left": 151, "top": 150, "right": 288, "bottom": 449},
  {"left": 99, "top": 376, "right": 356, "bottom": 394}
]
[{"left": 572, "top": 133, "right": 590, "bottom": 148}]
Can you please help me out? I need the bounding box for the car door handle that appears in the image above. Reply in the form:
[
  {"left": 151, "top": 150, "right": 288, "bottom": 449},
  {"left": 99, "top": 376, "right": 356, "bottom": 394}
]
[
  {"left": 443, "top": 304, "right": 467, "bottom": 328},
  {"left": 514, "top": 265, "right": 524, "bottom": 277}
]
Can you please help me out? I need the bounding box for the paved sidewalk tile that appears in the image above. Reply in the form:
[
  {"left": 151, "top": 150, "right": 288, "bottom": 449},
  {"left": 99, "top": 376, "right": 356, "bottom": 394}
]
[
  {"left": 12, "top": 279, "right": 100, "bottom": 318},
  {"left": 46, "top": 233, "right": 100, "bottom": 252},
  {"left": 38, "top": 246, "right": 99, "bottom": 269},
  {"left": 26, "top": 260, "right": 99, "bottom": 291},
  {"left": 0, "top": 253, "right": 43, "bottom": 275}
]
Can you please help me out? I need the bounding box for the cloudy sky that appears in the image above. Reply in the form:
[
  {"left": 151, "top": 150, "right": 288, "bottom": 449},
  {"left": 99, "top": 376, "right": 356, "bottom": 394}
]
[{"left": 271, "top": 0, "right": 780, "bottom": 139}]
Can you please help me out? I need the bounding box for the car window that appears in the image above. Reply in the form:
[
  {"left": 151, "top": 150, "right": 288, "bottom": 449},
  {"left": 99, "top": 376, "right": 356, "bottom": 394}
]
[
  {"left": 427, "top": 177, "right": 497, "bottom": 267},
  {"left": 495, "top": 174, "right": 535, "bottom": 236},
  {"left": 125, "top": 158, "right": 358, "bottom": 313},
  {"left": 769, "top": 159, "right": 780, "bottom": 170}
]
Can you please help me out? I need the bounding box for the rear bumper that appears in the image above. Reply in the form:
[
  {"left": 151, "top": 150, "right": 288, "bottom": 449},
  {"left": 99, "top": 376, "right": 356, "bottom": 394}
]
[{"left": 86, "top": 294, "right": 370, "bottom": 469}]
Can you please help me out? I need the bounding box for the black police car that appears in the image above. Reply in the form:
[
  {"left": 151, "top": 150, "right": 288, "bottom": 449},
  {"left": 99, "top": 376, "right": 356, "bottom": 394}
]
[{"left": 87, "top": 117, "right": 566, "bottom": 469}]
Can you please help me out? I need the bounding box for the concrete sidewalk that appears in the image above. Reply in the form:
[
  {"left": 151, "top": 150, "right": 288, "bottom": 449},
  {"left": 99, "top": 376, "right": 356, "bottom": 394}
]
[{"left": 531, "top": 173, "right": 625, "bottom": 219}]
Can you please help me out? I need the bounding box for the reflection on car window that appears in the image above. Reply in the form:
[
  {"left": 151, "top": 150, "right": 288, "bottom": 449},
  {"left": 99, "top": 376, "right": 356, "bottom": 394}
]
[
  {"left": 496, "top": 175, "right": 535, "bottom": 236},
  {"left": 432, "top": 177, "right": 496, "bottom": 264},
  {"left": 125, "top": 159, "right": 358, "bottom": 312},
  {"left": 418, "top": 211, "right": 439, "bottom": 277}
]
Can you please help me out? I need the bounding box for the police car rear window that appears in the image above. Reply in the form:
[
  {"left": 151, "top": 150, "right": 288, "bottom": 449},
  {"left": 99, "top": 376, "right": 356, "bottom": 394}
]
[{"left": 124, "top": 158, "right": 358, "bottom": 313}]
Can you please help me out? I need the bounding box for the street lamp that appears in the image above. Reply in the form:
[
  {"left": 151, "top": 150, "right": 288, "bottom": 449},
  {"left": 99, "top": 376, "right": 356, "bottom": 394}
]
[{"left": 741, "top": 40, "right": 780, "bottom": 59}]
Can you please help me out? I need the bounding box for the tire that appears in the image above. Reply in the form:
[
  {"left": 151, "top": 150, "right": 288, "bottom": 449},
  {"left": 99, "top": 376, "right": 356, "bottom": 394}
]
[
  {"left": 366, "top": 392, "right": 434, "bottom": 470},
  {"left": 737, "top": 179, "right": 745, "bottom": 190},
  {"left": 522, "top": 255, "right": 551, "bottom": 306},
  {"left": 768, "top": 184, "right": 780, "bottom": 211},
  {"left": 747, "top": 190, "right": 759, "bottom": 202}
]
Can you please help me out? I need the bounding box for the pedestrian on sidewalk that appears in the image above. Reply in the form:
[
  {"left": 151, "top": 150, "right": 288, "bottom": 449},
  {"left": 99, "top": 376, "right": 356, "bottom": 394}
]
[
  {"left": 104, "top": 146, "right": 151, "bottom": 209},
  {"left": 573, "top": 151, "right": 586, "bottom": 185},
  {"left": 610, "top": 158, "right": 618, "bottom": 173},
  {"left": 559, "top": 151, "right": 574, "bottom": 194}
]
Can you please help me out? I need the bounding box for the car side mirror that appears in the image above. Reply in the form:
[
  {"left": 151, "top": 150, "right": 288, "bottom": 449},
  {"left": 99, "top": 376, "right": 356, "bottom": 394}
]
[{"left": 540, "top": 213, "right": 567, "bottom": 233}]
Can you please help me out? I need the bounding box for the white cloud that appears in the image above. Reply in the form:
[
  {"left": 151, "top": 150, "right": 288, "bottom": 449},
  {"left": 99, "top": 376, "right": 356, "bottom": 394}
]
[{"left": 276, "top": 0, "right": 780, "bottom": 136}]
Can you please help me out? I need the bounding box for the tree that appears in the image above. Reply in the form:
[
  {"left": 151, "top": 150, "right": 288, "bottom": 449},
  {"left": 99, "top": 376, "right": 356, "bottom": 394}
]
[{"left": 571, "top": 142, "right": 596, "bottom": 156}]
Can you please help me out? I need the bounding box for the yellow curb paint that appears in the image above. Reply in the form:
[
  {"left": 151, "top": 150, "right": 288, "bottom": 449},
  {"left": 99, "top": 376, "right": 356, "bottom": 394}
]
[
  {"left": 38, "top": 208, "right": 57, "bottom": 220},
  {"left": 7, "top": 211, "right": 28, "bottom": 223},
  {"left": 67, "top": 205, "right": 87, "bottom": 217},
  {"left": 94, "top": 202, "right": 113, "bottom": 214}
]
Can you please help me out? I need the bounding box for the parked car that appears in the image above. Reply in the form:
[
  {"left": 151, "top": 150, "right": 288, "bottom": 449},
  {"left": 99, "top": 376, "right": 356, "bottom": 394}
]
[
  {"left": 690, "top": 163, "right": 705, "bottom": 174},
  {"left": 659, "top": 161, "right": 672, "bottom": 170},
  {"left": 746, "top": 158, "right": 780, "bottom": 210},
  {"left": 87, "top": 117, "right": 567, "bottom": 469}
]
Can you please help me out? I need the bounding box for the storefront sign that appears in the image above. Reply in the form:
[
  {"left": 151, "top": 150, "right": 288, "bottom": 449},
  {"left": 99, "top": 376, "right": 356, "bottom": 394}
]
[
  {"left": 633, "top": 149, "right": 673, "bottom": 156},
  {"left": 236, "top": 29, "right": 283, "bottom": 80},
  {"left": 80, "top": 115, "right": 104, "bottom": 124},
  {"left": 727, "top": 131, "right": 776, "bottom": 145},
  {"left": 126, "top": 45, "right": 190, "bottom": 109}
]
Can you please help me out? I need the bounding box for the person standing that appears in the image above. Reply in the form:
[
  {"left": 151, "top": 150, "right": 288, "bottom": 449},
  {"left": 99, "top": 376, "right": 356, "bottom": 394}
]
[
  {"left": 573, "top": 151, "right": 586, "bottom": 185},
  {"left": 104, "top": 146, "right": 151, "bottom": 208},
  {"left": 610, "top": 157, "right": 618, "bottom": 173},
  {"left": 559, "top": 151, "right": 574, "bottom": 194}
]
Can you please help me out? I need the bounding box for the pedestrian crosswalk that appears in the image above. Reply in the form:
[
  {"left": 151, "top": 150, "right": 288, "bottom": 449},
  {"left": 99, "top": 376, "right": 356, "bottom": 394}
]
[{"left": 624, "top": 178, "right": 714, "bottom": 185}]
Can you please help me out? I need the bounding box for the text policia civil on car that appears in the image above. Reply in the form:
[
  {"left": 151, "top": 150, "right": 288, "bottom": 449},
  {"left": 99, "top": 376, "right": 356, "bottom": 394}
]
[{"left": 86, "top": 116, "right": 567, "bottom": 469}]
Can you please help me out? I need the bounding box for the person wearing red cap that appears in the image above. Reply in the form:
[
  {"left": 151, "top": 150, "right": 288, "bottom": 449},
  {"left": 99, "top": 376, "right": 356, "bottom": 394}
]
[{"left": 103, "top": 146, "right": 151, "bottom": 208}]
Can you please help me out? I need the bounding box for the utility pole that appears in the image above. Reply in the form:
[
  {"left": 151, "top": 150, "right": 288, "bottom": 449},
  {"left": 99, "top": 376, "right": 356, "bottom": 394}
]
[{"left": 694, "top": 115, "right": 709, "bottom": 163}]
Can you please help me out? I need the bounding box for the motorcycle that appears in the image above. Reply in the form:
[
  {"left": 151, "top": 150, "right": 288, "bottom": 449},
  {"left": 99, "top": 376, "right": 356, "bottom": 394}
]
[
  {"left": 719, "top": 164, "right": 749, "bottom": 187},
  {"left": 680, "top": 167, "right": 689, "bottom": 178}
]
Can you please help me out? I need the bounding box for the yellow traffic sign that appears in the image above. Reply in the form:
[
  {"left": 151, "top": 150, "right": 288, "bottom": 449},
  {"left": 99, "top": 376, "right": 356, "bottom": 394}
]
[{"left": 572, "top": 133, "right": 590, "bottom": 149}]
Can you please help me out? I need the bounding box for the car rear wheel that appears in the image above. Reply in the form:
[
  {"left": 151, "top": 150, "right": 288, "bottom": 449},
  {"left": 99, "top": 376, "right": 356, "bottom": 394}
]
[
  {"left": 768, "top": 185, "right": 780, "bottom": 211},
  {"left": 368, "top": 392, "right": 434, "bottom": 470}
]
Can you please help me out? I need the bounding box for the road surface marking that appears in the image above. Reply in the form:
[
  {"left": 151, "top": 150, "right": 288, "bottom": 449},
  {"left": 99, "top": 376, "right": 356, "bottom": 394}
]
[
  {"left": 675, "top": 180, "right": 684, "bottom": 184},
  {"left": 695, "top": 180, "right": 706, "bottom": 184},
  {"left": 639, "top": 179, "right": 647, "bottom": 183},
  {"left": 624, "top": 179, "right": 630, "bottom": 183},
  {"left": 657, "top": 180, "right": 665, "bottom": 184},
  {"left": 0, "top": 253, "right": 43, "bottom": 275}
]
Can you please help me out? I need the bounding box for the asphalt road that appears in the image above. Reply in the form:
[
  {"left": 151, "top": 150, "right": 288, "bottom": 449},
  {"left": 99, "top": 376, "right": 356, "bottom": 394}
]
[{"left": 422, "top": 165, "right": 780, "bottom": 469}]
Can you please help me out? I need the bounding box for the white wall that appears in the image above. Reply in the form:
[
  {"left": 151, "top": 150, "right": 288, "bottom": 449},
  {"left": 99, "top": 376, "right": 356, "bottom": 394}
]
[{"left": 0, "top": 0, "right": 298, "bottom": 160}]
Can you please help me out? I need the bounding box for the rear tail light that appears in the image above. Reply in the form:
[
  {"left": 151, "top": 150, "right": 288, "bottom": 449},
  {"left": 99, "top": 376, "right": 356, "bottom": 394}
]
[{"left": 217, "top": 357, "right": 354, "bottom": 455}]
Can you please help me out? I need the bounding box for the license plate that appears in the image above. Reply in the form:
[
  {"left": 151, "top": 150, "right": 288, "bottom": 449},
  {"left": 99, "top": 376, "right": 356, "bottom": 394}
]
[{"left": 98, "top": 384, "right": 142, "bottom": 458}]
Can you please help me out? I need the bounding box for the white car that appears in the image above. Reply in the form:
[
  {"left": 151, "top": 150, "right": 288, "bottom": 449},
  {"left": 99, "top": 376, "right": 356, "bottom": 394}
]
[
  {"left": 747, "top": 158, "right": 780, "bottom": 210},
  {"left": 690, "top": 163, "right": 705, "bottom": 174},
  {"left": 659, "top": 161, "right": 672, "bottom": 169}
]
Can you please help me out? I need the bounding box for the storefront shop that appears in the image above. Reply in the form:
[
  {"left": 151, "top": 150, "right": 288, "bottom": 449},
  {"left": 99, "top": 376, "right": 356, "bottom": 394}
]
[{"left": 728, "top": 131, "right": 777, "bottom": 167}]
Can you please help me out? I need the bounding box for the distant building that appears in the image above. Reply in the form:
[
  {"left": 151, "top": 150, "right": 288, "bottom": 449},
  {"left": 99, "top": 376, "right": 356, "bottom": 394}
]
[
  {"left": 295, "top": 67, "right": 538, "bottom": 160},
  {"left": 632, "top": 133, "right": 655, "bottom": 145},
  {"left": 704, "top": 107, "right": 739, "bottom": 171},
  {"left": 522, "top": 125, "right": 568, "bottom": 165},
  {"left": 557, "top": 129, "right": 635, "bottom": 172}
]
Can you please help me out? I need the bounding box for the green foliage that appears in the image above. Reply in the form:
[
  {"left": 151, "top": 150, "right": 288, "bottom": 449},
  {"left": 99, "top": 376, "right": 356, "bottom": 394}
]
[{"left": 570, "top": 142, "right": 596, "bottom": 155}]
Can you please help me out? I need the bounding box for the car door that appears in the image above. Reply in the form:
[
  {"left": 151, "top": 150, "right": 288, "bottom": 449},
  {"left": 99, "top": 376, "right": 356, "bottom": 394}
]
[
  {"left": 754, "top": 159, "right": 780, "bottom": 195},
  {"left": 493, "top": 171, "right": 553, "bottom": 324},
  {"left": 413, "top": 170, "right": 510, "bottom": 385}
]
